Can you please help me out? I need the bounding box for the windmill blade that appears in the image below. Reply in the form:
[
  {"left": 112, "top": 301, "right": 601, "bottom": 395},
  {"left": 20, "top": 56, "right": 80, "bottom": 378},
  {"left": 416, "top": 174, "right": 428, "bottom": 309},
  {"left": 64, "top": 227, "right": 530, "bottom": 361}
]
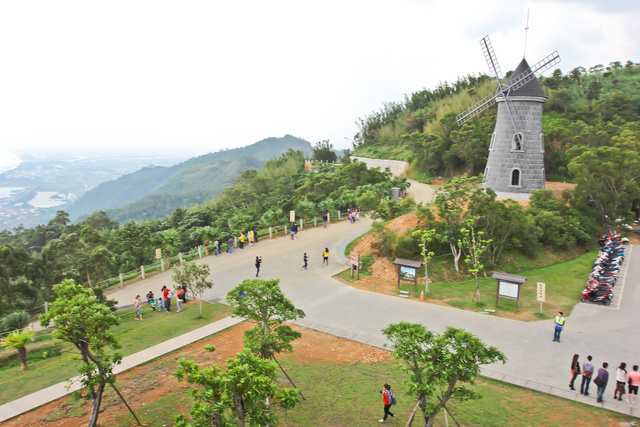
[
  {"left": 530, "top": 51, "right": 561, "bottom": 75},
  {"left": 480, "top": 36, "right": 503, "bottom": 80},
  {"left": 456, "top": 93, "right": 497, "bottom": 126},
  {"left": 502, "top": 51, "right": 561, "bottom": 94}
]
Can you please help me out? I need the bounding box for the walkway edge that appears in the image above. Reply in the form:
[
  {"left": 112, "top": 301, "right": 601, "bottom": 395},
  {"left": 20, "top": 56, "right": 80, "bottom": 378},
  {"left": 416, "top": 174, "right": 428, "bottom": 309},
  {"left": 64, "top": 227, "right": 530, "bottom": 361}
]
[{"left": 0, "top": 316, "right": 244, "bottom": 423}]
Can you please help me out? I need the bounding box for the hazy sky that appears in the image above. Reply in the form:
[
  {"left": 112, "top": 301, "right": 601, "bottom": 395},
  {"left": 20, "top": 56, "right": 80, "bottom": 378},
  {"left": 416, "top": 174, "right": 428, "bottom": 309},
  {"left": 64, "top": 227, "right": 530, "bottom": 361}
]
[{"left": 0, "top": 0, "right": 638, "bottom": 159}]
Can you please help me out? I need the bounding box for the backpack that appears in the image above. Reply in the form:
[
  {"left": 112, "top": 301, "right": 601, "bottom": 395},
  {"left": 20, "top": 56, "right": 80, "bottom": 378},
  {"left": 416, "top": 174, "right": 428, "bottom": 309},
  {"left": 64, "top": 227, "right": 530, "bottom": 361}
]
[
  {"left": 168, "top": 291, "right": 175, "bottom": 298},
  {"left": 390, "top": 392, "right": 397, "bottom": 406}
]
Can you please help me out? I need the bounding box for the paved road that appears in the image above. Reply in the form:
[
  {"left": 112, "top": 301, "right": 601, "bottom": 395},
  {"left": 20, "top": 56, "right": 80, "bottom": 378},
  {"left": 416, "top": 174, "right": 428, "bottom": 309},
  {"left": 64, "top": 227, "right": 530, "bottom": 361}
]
[
  {"left": 351, "top": 156, "right": 436, "bottom": 204},
  {"left": 108, "top": 216, "right": 639, "bottom": 406},
  {"left": 352, "top": 156, "right": 408, "bottom": 177}
]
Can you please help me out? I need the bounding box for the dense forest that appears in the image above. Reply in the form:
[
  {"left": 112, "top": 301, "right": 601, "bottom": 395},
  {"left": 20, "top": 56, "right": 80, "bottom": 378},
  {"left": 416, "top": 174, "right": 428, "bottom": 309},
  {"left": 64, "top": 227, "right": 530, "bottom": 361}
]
[
  {"left": 0, "top": 149, "right": 407, "bottom": 317},
  {"left": 353, "top": 61, "right": 640, "bottom": 181}
]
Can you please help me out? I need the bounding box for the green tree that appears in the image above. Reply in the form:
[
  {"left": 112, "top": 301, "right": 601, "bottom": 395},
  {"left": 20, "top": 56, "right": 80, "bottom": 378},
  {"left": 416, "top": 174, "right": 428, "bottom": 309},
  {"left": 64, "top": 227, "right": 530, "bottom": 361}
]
[
  {"left": 382, "top": 322, "right": 506, "bottom": 427},
  {"left": 311, "top": 140, "right": 338, "bottom": 163},
  {"left": 113, "top": 221, "right": 152, "bottom": 269},
  {"left": 226, "top": 279, "right": 305, "bottom": 360},
  {"left": 412, "top": 228, "right": 435, "bottom": 294},
  {"left": 0, "top": 245, "right": 31, "bottom": 314},
  {"left": 191, "top": 226, "right": 217, "bottom": 255},
  {"left": 172, "top": 262, "right": 213, "bottom": 317},
  {"left": 1, "top": 329, "right": 35, "bottom": 371},
  {"left": 433, "top": 175, "right": 483, "bottom": 272},
  {"left": 159, "top": 228, "right": 180, "bottom": 267},
  {"left": 174, "top": 346, "right": 299, "bottom": 427},
  {"left": 567, "top": 146, "right": 640, "bottom": 230},
  {"left": 458, "top": 219, "right": 491, "bottom": 303},
  {"left": 40, "top": 279, "right": 121, "bottom": 427}
]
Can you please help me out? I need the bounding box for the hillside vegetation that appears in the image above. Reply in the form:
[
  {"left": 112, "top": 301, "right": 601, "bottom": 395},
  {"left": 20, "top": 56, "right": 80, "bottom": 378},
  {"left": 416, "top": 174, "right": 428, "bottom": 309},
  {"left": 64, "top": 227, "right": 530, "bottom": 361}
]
[
  {"left": 354, "top": 61, "right": 640, "bottom": 181},
  {"left": 67, "top": 135, "right": 311, "bottom": 223}
]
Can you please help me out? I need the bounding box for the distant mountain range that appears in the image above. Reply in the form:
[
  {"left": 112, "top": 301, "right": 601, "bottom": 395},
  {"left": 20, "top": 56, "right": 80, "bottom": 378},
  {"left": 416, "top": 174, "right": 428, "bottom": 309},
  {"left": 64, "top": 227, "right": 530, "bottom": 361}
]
[{"left": 67, "top": 135, "right": 311, "bottom": 223}]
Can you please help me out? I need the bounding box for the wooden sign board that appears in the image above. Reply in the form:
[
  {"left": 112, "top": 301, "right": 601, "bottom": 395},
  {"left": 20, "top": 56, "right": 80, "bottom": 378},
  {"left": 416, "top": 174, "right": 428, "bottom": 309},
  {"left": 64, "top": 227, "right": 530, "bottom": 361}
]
[{"left": 493, "top": 272, "right": 526, "bottom": 310}]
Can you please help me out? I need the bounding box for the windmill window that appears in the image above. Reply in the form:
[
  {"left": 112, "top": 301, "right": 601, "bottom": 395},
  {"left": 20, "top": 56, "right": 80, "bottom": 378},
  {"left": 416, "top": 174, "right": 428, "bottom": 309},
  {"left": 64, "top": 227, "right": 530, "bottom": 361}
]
[
  {"left": 483, "top": 166, "right": 489, "bottom": 181},
  {"left": 542, "top": 168, "right": 546, "bottom": 183},
  {"left": 540, "top": 133, "right": 545, "bottom": 153},
  {"left": 489, "top": 133, "right": 496, "bottom": 151},
  {"left": 510, "top": 168, "right": 521, "bottom": 187},
  {"left": 513, "top": 133, "right": 523, "bottom": 151}
]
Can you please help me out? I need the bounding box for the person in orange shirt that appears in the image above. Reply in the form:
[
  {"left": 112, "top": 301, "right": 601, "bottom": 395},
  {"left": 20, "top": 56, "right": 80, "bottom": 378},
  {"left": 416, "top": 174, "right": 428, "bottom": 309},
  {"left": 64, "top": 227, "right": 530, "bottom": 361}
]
[{"left": 378, "top": 383, "right": 395, "bottom": 423}]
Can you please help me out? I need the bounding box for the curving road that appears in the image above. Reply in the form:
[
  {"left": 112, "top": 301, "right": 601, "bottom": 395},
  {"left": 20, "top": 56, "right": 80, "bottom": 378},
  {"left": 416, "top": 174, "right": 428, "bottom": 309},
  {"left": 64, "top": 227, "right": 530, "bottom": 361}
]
[{"left": 105, "top": 211, "right": 639, "bottom": 415}]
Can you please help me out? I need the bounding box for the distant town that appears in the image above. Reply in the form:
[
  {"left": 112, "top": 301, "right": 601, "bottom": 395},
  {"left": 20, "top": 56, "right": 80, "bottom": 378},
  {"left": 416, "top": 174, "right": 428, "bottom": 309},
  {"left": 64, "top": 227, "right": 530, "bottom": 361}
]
[{"left": 0, "top": 155, "right": 185, "bottom": 230}]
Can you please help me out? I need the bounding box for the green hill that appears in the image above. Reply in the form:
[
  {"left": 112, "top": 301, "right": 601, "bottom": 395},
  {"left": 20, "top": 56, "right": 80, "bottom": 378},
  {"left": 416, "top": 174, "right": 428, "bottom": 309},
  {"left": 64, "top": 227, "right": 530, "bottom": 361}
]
[
  {"left": 67, "top": 135, "right": 311, "bottom": 223},
  {"left": 353, "top": 61, "right": 640, "bottom": 181}
]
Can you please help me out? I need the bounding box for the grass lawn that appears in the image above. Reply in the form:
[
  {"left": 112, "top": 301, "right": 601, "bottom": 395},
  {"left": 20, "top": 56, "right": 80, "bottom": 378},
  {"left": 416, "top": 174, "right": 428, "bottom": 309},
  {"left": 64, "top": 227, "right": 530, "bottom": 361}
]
[
  {"left": 0, "top": 301, "right": 232, "bottom": 405},
  {"left": 399, "top": 251, "right": 594, "bottom": 320},
  {"left": 274, "top": 356, "right": 633, "bottom": 426},
  {"left": 111, "top": 353, "right": 632, "bottom": 426}
]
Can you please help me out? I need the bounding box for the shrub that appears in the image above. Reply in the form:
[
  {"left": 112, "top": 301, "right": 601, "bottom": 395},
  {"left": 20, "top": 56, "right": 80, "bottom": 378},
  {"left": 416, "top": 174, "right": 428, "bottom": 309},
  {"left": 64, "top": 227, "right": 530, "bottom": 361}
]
[{"left": 1, "top": 311, "right": 30, "bottom": 333}]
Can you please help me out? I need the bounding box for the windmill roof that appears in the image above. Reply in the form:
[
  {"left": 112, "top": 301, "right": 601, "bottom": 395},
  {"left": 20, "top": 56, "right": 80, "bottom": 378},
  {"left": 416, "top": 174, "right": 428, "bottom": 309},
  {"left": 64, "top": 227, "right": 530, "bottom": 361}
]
[{"left": 505, "top": 58, "right": 547, "bottom": 98}]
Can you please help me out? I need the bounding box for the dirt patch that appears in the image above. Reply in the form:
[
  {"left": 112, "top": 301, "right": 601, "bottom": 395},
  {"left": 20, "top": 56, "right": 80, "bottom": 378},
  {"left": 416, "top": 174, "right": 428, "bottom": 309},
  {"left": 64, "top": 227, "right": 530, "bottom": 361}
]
[{"left": 5, "top": 323, "right": 391, "bottom": 426}]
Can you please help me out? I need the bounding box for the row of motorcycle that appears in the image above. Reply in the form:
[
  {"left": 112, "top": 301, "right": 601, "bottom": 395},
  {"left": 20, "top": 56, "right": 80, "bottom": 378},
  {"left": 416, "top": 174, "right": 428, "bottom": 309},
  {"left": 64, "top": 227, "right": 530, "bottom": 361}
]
[{"left": 580, "top": 234, "right": 628, "bottom": 305}]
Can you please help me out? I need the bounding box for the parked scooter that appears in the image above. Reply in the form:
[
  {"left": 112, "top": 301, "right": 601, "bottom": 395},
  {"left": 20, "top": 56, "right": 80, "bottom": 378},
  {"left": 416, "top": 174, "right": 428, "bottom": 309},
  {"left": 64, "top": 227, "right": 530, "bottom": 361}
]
[{"left": 581, "top": 284, "right": 613, "bottom": 305}]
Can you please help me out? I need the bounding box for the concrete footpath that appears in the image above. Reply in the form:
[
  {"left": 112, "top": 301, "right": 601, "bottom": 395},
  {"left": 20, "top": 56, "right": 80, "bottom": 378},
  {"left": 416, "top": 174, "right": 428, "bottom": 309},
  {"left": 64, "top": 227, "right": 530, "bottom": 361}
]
[
  {"left": 0, "top": 316, "right": 243, "bottom": 423},
  {"left": 1, "top": 215, "right": 639, "bottom": 421}
]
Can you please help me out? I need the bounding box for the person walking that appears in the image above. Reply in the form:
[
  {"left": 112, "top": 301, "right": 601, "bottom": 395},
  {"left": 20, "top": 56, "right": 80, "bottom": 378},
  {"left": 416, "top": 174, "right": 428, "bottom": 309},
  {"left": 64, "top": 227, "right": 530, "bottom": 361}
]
[
  {"left": 252, "top": 227, "right": 258, "bottom": 243},
  {"left": 302, "top": 252, "right": 308, "bottom": 269},
  {"left": 627, "top": 365, "right": 640, "bottom": 404},
  {"left": 239, "top": 231, "right": 245, "bottom": 249},
  {"left": 595, "top": 362, "right": 609, "bottom": 403},
  {"left": 581, "top": 355, "right": 595, "bottom": 395},
  {"left": 379, "top": 383, "right": 395, "bottom": 423},
  {"left": 248, "top": 229, "right": 254, "bottom": 246},
  {"left": 569, "top": 354, "right": 581, "bottom": 390},
  {"left": 133, "top": 295, "right": 142, "bottom": 320},
  {"left": 255, "top": 256, "right": 262, "bottom": 277},
  {"left": 290, "top": 223, "right": 296, "bottom": 240},
  {"left": 176, "top": 286, "right": 185, "bottom": 313},
  {"left": 553, "top": 311, "right": 565, "bottom": 342},
  {"left": 322, "top": 212, "right": 328, "bottom": 228},
  {"left": 323, "top": 248, "right": 329, "bottom": 266},
  {"left": 614, "top": 362, "right": 628, "bottom": 401}
]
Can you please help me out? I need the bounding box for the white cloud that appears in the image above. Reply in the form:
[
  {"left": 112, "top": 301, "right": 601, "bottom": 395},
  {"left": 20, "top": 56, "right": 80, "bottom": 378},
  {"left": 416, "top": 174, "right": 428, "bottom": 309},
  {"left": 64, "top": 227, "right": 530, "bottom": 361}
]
[{"left": 0, "top": 0, "right": 637, "bottom": 157}]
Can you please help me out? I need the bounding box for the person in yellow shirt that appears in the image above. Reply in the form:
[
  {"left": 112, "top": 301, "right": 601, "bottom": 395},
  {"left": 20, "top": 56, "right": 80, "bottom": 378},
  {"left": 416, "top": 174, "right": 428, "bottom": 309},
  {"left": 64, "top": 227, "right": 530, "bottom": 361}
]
[{"left": 553, "top": 311, "right": 565, "bottom": 342}]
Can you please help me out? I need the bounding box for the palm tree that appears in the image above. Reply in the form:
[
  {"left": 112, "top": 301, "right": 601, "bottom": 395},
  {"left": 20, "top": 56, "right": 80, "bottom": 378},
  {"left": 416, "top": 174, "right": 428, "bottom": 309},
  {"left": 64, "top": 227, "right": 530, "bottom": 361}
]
[
  {"left": 261, "top": 208, "right": 286, "bottom": 233},
  {"left": 2, "top": 329, "right": 36, "bottom": 371},
  {"left": 294, "top": 199, "right": 316, "bottom": 226},
  {"left": 159, "top": 228, "right": 180, "bottom": 267},
  {"left": 192, "top": 226, "right": 217, "bottom": 255}
]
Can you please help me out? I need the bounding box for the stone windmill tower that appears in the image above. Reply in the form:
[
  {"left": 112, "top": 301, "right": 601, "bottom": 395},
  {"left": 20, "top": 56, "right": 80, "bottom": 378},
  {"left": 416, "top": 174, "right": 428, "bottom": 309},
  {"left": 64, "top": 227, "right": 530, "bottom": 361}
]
[{"left": 457, "top": 36, "right": 560, "bottom": 193}]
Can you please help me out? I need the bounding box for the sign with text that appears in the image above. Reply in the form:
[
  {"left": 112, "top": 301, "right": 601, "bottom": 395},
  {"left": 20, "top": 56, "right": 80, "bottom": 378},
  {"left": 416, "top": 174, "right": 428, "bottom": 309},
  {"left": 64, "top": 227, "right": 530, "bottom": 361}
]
[
  {"left": 290, "top": 210, "right": 296, "bottom": 222},
  {"left": 498, "top": 281, "right": 519, "bottom": 299},
  {"left": 350, "top": 251, "right": 360, "bottom": 267},
  {"left": 155, "top": 248, "right": 162, "bottom": 259},
  {"left": 536, "top": 282, "right": 546, "bottom": 302}
]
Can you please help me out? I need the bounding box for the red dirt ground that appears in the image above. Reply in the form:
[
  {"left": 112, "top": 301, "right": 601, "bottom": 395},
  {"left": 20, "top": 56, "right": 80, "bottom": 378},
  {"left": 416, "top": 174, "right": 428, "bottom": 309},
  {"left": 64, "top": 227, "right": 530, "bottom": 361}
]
[{"left": 4, "top": 323, "right": 391, "bottom": 426}]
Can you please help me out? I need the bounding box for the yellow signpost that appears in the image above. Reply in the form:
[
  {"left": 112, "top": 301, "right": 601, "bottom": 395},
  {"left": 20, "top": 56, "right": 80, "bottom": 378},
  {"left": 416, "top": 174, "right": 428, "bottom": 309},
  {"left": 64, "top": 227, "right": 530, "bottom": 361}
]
[{"left": 537, "top": 282, "right": 546, "bottom": 314}]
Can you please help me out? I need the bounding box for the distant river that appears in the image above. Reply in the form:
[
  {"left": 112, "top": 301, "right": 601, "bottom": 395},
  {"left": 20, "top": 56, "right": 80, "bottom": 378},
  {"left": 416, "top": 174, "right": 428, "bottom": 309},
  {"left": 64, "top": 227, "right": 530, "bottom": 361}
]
[{"left": 0, "top": 150, "right": 21, "bottom": 174}]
